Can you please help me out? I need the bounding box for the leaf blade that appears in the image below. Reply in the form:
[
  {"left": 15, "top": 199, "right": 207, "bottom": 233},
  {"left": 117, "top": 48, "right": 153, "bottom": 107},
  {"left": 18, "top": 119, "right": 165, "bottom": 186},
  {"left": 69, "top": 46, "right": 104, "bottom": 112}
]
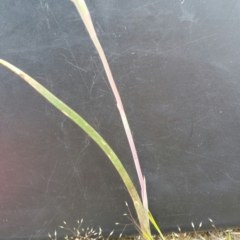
[{"left": 0, "top": 59, "right": 148, "bottom": 237}]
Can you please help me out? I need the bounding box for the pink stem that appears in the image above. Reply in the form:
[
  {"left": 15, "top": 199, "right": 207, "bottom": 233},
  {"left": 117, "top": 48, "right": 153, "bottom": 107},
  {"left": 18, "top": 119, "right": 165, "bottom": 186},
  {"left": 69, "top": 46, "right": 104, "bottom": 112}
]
[{"left": 71, "top": 0, "right": 147, "bottom": 207}]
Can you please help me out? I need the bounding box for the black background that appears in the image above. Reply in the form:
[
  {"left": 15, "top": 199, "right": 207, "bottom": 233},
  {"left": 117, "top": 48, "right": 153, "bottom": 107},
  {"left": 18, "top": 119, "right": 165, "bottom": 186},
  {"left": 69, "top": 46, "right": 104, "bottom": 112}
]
[{"left": 1, "top": 0, "right": 240, "bottom": 239}]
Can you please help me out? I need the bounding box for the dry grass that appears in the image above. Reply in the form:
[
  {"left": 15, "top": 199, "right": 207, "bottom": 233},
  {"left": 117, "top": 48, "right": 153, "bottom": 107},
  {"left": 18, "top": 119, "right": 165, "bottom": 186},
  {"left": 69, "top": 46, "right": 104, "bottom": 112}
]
[
  {"left": 112, "top": 231, "right": 240, "bottom": 240},
  {"left": 163, "top": 230, "right": 240, "bottom": 240},
  {"left": 49, "top": 230, "right": 240, "bottom": 240},
  {"left": 48, "top": 211, "right": 239, "bottom": 240},
  {"left": 48, "top": 218, "right": 240, "bottom": 240},
  {"left": 103, "top": 230, "right": 240, "bottom": 240}
]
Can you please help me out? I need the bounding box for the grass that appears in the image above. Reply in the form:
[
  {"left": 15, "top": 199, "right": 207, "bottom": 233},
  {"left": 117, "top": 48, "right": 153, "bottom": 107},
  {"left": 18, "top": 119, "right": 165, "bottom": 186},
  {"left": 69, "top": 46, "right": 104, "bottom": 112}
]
[
  {"left": 0, "top": 57, "right": 150, "bottom": 239},
  {"left": 1, "top": 1, "right": 233, "bottom": 240},
  {"left": 47, "top": 217, "right": 240, "bottom": 240},
  {"left": 0, "top": 0, "right": 163, "bottom": 239},
  {"left": 70, "top": 0, "right": 150, "bottom": 236}
]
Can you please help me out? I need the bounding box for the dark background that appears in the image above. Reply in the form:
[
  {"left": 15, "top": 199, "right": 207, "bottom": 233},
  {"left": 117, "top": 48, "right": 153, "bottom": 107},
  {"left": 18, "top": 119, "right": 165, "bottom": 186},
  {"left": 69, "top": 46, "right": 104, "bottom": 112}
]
[{"left": 1, "top": 0, "right": 240, "bottom": 239}]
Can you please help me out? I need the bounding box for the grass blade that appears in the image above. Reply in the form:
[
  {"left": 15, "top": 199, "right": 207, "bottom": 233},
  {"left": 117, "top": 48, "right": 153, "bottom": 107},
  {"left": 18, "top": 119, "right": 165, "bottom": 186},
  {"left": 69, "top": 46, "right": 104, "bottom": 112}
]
[
  {"left": 70, "top": 0, "right": 149, "bottom": 216},
  {"left": 0, "top": 58, "right": 150, "bottom": 238},
  {"left": 148, "top": 210, "right": 165, "bottom": 240}
]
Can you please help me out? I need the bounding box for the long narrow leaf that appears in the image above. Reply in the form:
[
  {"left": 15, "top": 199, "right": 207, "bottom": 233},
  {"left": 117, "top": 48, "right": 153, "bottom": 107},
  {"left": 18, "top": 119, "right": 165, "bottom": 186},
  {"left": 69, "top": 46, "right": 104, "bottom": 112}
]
[
  {"left": 148, "top": 210, "right": 165, "bottom": 240},
  {"left": 0, "top": 59, "right": 149, "bottom": 237},
  {"left": 70, "top": 0, "right": 149, "bottom": 216}
]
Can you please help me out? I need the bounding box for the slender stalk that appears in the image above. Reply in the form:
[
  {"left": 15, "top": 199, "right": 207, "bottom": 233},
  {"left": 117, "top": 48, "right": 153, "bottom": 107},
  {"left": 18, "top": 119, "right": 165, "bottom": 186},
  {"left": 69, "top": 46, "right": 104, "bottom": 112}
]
[
  {"left": 70, "top": 0, "right": 148, "bottom": 211},
  {"left": 0, "top": 59, "right": 151, "bottom": 239}
]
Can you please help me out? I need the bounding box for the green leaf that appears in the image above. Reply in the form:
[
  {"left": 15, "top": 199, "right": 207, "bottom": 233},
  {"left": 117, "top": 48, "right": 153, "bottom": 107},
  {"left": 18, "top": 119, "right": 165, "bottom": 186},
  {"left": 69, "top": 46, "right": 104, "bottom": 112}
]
[{"left": 0, "top": 59, "right": 149, "bottom": 237}]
